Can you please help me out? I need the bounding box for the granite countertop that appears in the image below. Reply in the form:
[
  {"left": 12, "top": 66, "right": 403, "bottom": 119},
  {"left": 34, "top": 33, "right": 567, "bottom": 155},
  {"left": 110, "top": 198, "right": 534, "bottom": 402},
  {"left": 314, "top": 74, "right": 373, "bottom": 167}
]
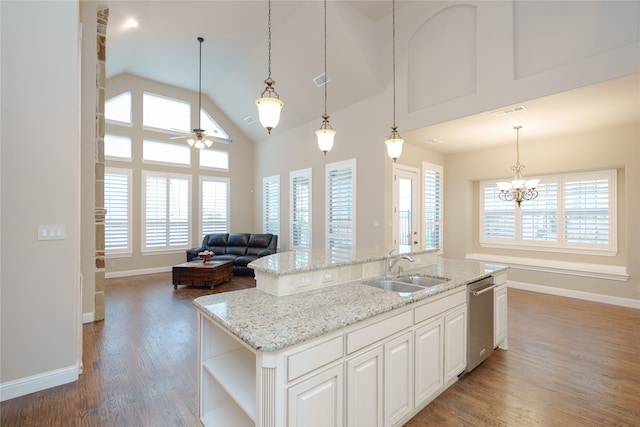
[{"left": 193, "top": 258, "right": 507, "bottom": 352}]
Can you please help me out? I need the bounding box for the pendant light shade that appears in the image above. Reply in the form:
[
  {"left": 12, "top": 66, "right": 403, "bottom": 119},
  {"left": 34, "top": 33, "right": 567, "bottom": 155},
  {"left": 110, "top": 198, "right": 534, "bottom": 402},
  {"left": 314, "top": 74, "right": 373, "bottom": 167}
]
[
  {"left": 385, "top": 126, "right": 404, "bottom": 161},
  {"left": 256, "top": 0, "right": 283, "bottom": 134},
  {"left": 385, "top": 0, "right": 402, "bottom": 162},
  {"left": 316, "top": 0, "right": 336, "bottom": 155}
]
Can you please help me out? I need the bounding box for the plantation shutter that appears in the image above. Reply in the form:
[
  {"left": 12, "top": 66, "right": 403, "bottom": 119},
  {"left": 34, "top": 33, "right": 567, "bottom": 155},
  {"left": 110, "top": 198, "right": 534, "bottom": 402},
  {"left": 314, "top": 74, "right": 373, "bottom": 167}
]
[
  {"left": 483, "top": 186, "right": 515, "bottom": 240},
  {"left": 144, "top": 173, "right": 190, "bottom": 250},
  {"left": 145, "top": 175, "right": 167, "bottom": 248},
  {"left": 326, "top": 160, "right": 355, "bottom": 259},
  {"left": 201, "top": 179, "right": 229, "bottom": 236},
  {"left": 169, "top": 178, "right": 189, "bottom": 246},
  {"left": 105, "top": 169, "right": 130, "bottom": 253},
  {"left": 423, "top": 165, "right": 442, "bottom": 250},
  {"left": 290, "top": 170, "right": 311, "bottom": 249},
  {"left": 263, "top": 175, "right": 280, "bottom": 235},
  {"left": 564, "top": 177, "right": 610, "bottom": 245},
  {"left": 521, "top": 182, "right": 558, "bottom": 242}
]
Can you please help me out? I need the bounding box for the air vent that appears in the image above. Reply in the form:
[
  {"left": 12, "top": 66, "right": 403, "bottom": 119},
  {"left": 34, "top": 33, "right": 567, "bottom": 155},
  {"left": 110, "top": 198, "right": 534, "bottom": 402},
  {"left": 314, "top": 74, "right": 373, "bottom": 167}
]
[
  {"left": 491, "top": 105, "right": 527, "bottom": 117},
  {"left": 244, "top": 115, "right": 256, "bottom": 125},
  {"left": 425, "top": 138, "right": 443, "bottom": 145},
  {"left": 313, "top": 72, "right": 330, "bottom": 88}
]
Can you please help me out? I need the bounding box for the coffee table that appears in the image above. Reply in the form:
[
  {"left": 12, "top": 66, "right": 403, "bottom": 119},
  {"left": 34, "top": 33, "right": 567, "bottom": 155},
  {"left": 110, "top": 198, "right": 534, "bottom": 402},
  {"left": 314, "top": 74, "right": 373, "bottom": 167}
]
[{"left": 172, "top": 260, "right": 234, "bottom": 289}]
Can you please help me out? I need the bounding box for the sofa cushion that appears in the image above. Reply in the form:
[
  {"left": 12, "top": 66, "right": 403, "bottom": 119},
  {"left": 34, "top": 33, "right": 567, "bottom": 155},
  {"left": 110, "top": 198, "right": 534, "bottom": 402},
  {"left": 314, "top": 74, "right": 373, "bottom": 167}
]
[
  {"left": 206, "top": 233, "right": 228, "bottom": 246},
  {"left": 227, "top": 233, "right": 250, "bottom": 246},
  {"left": 235, "top": 255, "right": 259, "bottom": 267},
  {"left": 248, "top": 233, "right": 273, "bottom": 248}
]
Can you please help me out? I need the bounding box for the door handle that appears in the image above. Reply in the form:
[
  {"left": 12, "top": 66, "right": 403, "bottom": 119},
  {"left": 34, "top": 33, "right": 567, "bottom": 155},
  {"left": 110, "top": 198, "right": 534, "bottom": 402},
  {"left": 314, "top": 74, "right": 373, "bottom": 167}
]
[{"left": 470, "top": 283, "right": 498, "bottom": 296}]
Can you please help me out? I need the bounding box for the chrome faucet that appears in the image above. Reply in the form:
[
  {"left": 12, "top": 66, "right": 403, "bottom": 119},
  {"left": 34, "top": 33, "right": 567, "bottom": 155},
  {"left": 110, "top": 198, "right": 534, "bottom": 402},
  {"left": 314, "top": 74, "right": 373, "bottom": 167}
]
[{"left": 386, "top": 249, "right": 414, "bottom": 278}]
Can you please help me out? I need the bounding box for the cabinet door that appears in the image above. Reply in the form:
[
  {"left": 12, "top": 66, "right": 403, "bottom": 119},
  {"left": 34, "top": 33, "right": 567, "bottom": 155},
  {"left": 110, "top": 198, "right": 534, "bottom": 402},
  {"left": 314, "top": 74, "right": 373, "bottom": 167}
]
[
  {"left": 414, "top": 318, "right": 444, "bottom": 405},
  {"left": 288, "top": 364, "right": 344, "bottom": 427},
  {"left": 444, "top": 306, "right": 467, "bottom": 382},
  {"left": 384, "top": 331, "right": 413, "bottom": 427},
  {"left": 346, "top": 346, "right": 383, "bottom": 427},
  {"left": 494, "top": 285, "right": 508, "bottom": 349}
]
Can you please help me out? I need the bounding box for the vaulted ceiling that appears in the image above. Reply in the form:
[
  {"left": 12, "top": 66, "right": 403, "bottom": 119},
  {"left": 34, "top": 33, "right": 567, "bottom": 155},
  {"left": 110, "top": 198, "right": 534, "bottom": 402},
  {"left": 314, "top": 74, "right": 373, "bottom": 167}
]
[{"left": 103, "top": 1, "right": 639, "bottom": 153}]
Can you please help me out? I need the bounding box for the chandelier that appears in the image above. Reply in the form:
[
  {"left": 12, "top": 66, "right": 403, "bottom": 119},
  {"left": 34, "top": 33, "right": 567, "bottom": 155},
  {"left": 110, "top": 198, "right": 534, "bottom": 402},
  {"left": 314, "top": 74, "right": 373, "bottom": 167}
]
[
  {"left": 316, "top": 0, "right": 336, "bottom": 155},
  {"left": 385, "top": 0, "right": 403, "bottom": 162},
  {"left": 497, "top": 126, "right": 539, "bottom": 207},
  {"left": 256, "top": 0, "right": 284, "bottom": 134}
]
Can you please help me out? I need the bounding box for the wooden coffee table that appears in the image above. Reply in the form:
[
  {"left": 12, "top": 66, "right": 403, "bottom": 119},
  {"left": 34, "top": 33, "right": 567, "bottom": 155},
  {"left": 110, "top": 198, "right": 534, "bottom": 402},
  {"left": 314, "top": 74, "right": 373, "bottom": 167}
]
[{"left": 172, "top": 260, "right": 234, "bottom": 289}]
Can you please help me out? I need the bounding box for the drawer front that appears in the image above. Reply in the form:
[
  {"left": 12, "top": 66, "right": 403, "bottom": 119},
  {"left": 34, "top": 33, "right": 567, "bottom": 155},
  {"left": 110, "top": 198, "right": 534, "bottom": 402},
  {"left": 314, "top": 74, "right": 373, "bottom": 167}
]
[
  {"left": 414, "top": 290, "right": 466, "bottom": 324},
  {"left": 287, "top": 335, "right": 344, "bottom": 382},
  {"left": 347, "top": 310, "right": 413, "bottom": 354}
]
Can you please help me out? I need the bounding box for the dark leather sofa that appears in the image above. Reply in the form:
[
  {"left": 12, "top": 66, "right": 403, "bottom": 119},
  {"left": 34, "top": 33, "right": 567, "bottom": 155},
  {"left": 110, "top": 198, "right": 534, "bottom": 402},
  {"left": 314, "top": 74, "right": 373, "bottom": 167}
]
[{"left": 186, "top": 233, "right": 278, "bottom": 276}]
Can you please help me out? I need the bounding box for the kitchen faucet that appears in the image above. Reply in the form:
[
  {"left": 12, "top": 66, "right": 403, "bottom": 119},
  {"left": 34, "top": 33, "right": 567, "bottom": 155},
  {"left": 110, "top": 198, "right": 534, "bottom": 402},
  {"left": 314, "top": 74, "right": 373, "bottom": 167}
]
[{"left": 386, "top": 249, "right": 414, "bottom": 278}]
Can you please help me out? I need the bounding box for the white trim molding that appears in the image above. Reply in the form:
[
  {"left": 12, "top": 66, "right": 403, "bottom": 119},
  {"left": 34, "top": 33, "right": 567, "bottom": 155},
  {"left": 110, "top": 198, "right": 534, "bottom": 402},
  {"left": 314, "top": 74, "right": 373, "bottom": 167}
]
[
  {"left": 0, "top": 365, "right": 79, "bottom": 402},
  {"left": 465, "top": 253, "right": 629, "bottom": 281},
  {"left": 507, "top": 280, "right": 640, "bottom": 310},
  {"left": 105, "top": 265, "right": 172, "bottom": 279}
]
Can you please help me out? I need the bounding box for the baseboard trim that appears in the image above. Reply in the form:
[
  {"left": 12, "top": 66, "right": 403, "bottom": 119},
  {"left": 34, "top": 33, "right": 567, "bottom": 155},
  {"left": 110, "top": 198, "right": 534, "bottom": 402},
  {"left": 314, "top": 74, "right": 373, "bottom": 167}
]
[
  {"left": 0, "top": 364, "right": 79, "bottom": 402},
  {"left": 82, "top": 312, "right": 94, "bottom": 324},
  {"left": 105, "top": 266, "right": 172, "bottom": 279},
  {"left": 508, "top": 280, "right": 640, "bottom": 309}
]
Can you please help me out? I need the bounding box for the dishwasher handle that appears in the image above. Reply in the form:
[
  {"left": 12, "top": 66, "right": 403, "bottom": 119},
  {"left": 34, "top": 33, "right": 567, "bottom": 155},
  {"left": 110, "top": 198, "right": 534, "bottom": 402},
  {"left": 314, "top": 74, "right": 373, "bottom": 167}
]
[{"left": 470, "top": 283, "right": 498, "bottom": 297}]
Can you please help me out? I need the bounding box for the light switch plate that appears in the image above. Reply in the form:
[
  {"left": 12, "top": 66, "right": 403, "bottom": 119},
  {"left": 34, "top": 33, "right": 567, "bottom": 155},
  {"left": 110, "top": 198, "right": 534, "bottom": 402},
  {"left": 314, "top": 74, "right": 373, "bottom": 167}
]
[{"left": 38, "top": 224, "right": 66, "bottom": 240}]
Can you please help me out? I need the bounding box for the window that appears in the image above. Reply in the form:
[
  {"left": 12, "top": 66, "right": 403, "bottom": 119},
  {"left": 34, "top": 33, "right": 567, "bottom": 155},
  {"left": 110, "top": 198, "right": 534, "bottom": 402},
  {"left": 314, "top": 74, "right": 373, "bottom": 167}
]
[
  {"left": 423, "top": 162, "right": 443, "bottom": 251},
  {"left": 143, "top": 140, "right": 191, "bottom": 166},
  {"left": 326, "top": 159, "right": 356, "bottom": 259},
  {"left": 200, "top": 109, "right": 229, "bottom": 140},
  {"left": 200, "top": 149, "right": 229, "bottom": 170},
  {"left": 105, "top": 168, "right": 131, "bottom": 254},
  {"left": 263, "top": 175, "right": 280, "bottom": 235},
  {"left": 105, "top": 91, "right": 132, "bottom": 125},
  {"left": 142, "top": 172, "right": 191, "bottom": 251},
  {"left": 480, "top": 169, "right": 617, "bottom": 254},
  {"left": 105, "top": 134, "right": 132, "bottom": 160},
  {"left": 200, "top": 177, "right": 229, "bottom": 237},
  {"left": 290, "top": 168, "right": 312, "bottom": 250},
  {"left": 143, "top": 92, "right": 190, "bottom": 133}
]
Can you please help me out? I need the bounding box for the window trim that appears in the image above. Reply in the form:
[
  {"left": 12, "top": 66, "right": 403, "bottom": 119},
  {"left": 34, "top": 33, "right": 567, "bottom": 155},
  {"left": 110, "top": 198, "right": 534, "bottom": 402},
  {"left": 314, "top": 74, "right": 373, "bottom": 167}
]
[{"left": 480, "top": 169, "right": 617, "bottom": 256}]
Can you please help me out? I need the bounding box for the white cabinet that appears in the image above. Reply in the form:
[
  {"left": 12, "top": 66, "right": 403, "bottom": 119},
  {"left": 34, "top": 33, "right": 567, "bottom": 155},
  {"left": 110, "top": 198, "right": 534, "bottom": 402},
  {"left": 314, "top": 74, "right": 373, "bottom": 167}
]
[
  {"left": 414, "top": 317, "right": 444, "bottom": 405},
  {"left": 287, "top": 364, "right": 344, "bottom": 427},
  {"left": 384, "top": 331, "right": 413, "bottom": 427},
  {"left": 494, "top": 284, "right": 508, "bottom": 349},
  {"left": 346, "top": 346, "right": 383, "bottom": 427},
  {"left": 444, "top": 305, "right": 467, "bottom": 382}
]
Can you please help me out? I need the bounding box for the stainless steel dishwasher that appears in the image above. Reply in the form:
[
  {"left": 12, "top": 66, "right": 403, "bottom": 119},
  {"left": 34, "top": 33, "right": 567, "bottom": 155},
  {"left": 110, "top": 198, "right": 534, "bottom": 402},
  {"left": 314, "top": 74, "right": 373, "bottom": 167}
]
[{"left": 467, "top": 276, "right": 497, "bottom": 372}]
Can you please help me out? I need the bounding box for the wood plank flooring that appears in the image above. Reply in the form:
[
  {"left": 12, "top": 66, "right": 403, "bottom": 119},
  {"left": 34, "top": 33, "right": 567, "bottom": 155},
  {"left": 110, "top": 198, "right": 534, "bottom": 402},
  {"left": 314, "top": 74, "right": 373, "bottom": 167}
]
[{"left": 1, "top": 273, "right": 638, "bottom": 426}]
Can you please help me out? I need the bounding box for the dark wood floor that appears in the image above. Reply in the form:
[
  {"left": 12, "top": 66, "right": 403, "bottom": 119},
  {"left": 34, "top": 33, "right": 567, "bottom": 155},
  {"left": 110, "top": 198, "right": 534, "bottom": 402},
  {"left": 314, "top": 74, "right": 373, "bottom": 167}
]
[{"left": 1, "top": 273, "right": 639, "bottom": 427}]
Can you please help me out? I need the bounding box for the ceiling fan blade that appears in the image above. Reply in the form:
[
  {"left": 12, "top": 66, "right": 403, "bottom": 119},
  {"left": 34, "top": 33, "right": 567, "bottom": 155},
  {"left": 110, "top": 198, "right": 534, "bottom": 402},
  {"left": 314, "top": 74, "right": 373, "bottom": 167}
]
[{"left": 169, "top": 135, "right": 189, "bottom": 140}]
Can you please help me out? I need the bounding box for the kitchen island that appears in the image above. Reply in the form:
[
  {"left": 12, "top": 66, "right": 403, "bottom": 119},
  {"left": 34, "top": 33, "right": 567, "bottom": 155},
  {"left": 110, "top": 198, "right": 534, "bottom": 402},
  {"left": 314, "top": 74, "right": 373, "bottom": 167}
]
[{"left": 193, "top": 248, "right": 507, "bottom": 427}]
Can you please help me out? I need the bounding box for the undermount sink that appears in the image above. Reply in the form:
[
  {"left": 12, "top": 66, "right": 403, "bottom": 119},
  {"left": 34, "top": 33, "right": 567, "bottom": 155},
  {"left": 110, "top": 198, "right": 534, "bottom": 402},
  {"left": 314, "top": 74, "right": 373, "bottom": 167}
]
[
  {"left": 364, "top": 279, "right": 426, "bottom": 294},
  {"left": 396, "top": 274, "right": 449, "bottom": 288}
]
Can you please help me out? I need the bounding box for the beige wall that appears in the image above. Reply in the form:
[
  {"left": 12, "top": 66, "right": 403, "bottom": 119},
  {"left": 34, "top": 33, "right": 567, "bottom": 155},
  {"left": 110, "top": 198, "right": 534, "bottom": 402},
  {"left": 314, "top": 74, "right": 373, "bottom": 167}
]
[
  {"left": 443, "top": 122, "right": 640, "bottom": 300},
  {"left": 103, "top": 74, "right": 255, "bottom": 277},
  {"left": 1, "top": 1, "right": 81, "bottom": 395}
]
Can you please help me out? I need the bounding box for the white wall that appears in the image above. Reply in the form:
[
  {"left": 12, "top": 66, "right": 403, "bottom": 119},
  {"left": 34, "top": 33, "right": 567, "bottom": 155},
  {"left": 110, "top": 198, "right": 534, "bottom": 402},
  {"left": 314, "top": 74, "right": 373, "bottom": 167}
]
[{"left": 1, "top": 1, "right": 81, "bottom": 400}]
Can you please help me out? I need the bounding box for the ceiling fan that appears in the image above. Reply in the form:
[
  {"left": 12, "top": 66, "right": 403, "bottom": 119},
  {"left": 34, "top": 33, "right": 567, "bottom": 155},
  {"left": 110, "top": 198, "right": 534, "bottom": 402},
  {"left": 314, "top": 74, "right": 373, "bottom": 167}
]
[{"left": 170, "top": 37, "right": 218, "bottom": 149}]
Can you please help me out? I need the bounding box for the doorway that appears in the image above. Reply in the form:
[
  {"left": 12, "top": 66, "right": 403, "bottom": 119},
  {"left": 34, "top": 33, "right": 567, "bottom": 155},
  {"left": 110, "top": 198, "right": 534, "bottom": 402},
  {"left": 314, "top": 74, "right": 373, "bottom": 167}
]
[{"left": 392, "top": 165, "right": 420, "bottom": 254}]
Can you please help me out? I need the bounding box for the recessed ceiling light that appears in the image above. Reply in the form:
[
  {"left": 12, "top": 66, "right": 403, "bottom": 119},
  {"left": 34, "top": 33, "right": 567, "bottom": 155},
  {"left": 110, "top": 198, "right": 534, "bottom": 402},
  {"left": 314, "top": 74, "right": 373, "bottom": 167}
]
[{"left": 123, "top": 18, "right": 139, "bottom": 29}]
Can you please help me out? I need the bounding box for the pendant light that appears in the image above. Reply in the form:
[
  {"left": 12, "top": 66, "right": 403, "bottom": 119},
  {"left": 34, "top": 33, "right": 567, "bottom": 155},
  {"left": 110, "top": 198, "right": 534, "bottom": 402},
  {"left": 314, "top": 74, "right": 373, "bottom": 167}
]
[
  {"left": 385, "top": 0, "right": 404, "bottom": 162},
  {"left": 256, "top": 0, "right": 284, "bottom": 134},
  {"left": 496, "top": 126, "right": 540, "bottom": 207},
  {"left": 316, "top": 0, "right": 336, "bottom": 155}
]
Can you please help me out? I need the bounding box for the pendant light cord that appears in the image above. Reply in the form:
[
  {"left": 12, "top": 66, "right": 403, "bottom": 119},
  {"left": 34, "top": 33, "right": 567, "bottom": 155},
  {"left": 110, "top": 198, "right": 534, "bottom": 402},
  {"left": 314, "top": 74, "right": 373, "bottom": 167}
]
[
  {"left": 197, "top": 37, "right": 203, "bottom": 130},
  {"left": 323, "top": 0, "right": 328, "bottom": 115},
  {"left": 267, "top": 0, "right": 272, "bottom": 81},
  {"left": 392, "top": 0, "right": 397, "bottom": 127}
]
